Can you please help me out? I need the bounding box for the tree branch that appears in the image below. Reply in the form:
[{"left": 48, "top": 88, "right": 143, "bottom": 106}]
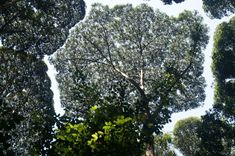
[
  {"left": 165, "top": 61, "right": 193, "bottom": 94},
  {"left": 83, "top": 34, "right": 110, "bottom": 65},
  {"left": 82, "top": 29, "right": 147, "bottom": 100},
  {"left": 0, "top": 13, "right": 19, "bottom": 35}
]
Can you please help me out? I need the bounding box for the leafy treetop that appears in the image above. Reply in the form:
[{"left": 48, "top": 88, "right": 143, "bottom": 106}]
[{"left": 173, "top": 117, "right": 201, "bottom": 156}]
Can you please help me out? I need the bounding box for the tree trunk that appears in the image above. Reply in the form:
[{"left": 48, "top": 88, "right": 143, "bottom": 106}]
[
  {"left": 145, "top": 137, "right": 155, "bottom": 156},
  {"left": 139, "top": 98, "right": 155, "bottom": 156}
]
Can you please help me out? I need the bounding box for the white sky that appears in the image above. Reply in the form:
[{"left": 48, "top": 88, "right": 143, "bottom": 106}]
[{"left": 46, "top": 0, "right": 233, "bottom": 135}]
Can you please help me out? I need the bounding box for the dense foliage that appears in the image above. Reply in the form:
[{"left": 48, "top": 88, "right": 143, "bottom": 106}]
[
  {"left": 173, "top": 16, "right": 235, "bottom": 156},
  {"left": 154, "top": 133, "right": 176, "bottom": 156},
  {"left": 212, "top": 16, "right": 235, "bottom": 119},
  {"left": 173, "top": 117, "right": 201, "bottom": 156},
  {"left": 162, "top": 0, "right": 235, "bottom": 19},
  {"left": 161, "top": 0, "right": 185, "bottom": 5},
  {"left": 50, "top": 76, "right": 143, "bottom": 155},
  {"left": 173, "top": 114, "right": 235, "bottom": 156},
  {"left": 53, "top": 3, "right": 208, "bottom": 155},
  {"left": 51, "top": 107, "right": 143, "bottom": 156},
  {"left": 202, "top": 0, "right": 235, "bottom": 19},
  {"left": 197, "top": 110, "right": 235, "bottom": 156},
  {"left": 0, "top": 48, "right": 55, "bottom": 155},
  {"left": 1, "top": 0, "right": 234, "bottom": 155},
  {"left": 0, "top": 0, "right": 86, "bottom": 154},
  {"left": 197, "top": 16, "right": 235, "bottom": 156},
  {"left": 0, "top": 0, "right": 85, "bottom": 57}
]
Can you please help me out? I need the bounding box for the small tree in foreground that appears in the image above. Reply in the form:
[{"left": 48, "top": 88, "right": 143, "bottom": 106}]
[
  {"left": 51, "top": 105, "right": 143, "bottom": 156},
  {"left": 155, "top": 133, "right": 176, "bottom": 156}
]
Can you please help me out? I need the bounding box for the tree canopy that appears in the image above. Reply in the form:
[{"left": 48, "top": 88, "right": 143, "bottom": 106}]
[
  {"left": 172, "top": 114, "right": 234, "bottom": 156},
  {"left": 53, "top": 3, "right": 208, "bottom": 155},
  {"left": 197, "top": 110, "right": 235, "bottom": 156},
  {"left": 173, "top": 117, "right": 201, "bottom": 156},
  {"left": 170, "top": 16, "right": 235, "bottom": 156},
  {"left": 196, "top": 16, "right": 235, "bottom": 156},
  {"left": 0, "top": 0, "right": 86, "bottom": 154},
  {"left": 212, "top": 16, "right": 235, "bottom": 119},
  {"left": 161, "top": 0, "right": 185, "bottom": 5},
  {"left": 0, "top": 0, "right": 85, "bottom": 57},
  {"left": 161, "top": 0, "right": 235, "bottom": 19},
  {"left": 202, "top": 0, "right": 235, "bottom": 19},
  {"left": 4, "top": 0, "right": 235, "bottom": 155},
  {"left": 0, "top": 48, "right": 55, "bottom": 155}
]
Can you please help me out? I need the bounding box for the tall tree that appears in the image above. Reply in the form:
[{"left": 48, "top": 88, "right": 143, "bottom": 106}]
[
  {"left": 50, "top": 65, "right": 143, "bottom": 155},
  {"left": 0, "top": 0, "right": 86, "bottom": 154},
  {"left": 173, "top": 117, "right": 201, "bottom": 156},
  {"left": 161, "top": 0, "right": 235, "bottom": 19},
  {"left": 197, "top": 16, "right": 235, "bottom": 156},
  {"left": 53, "top": 4, "right": 208, "bottom": 155},
  {"left": 212, "top": 16, "right": 235, "bottom": 119}
]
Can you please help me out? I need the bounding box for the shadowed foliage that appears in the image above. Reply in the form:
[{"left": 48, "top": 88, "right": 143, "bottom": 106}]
[
  {"left": 0, "top": 0, "right": 85, "bottom": 58},
  {"left": 0, "top": 0, "right": 86, "bottom": 154},
  {"left": 161, "top": 0, "right": 235, "bottom": 19},
  {"left": 196, "top": 16, "right": 235, "bottom": 156},
  {"left": 0, "top": 48, "right": 55, "bottom": 155}
]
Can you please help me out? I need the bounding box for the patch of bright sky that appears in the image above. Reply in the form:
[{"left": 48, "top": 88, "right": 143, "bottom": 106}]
[
  {"left": 44, "top": 56, "right": 64, "bottom": 115},
  {"left": 49, "top": 0, "right": 233, "bottom": 132}
]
